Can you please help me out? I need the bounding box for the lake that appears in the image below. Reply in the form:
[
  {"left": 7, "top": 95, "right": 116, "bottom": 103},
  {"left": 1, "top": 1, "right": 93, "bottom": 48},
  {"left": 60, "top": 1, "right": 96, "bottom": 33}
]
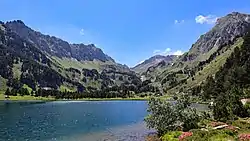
[
  {"left": 0, "top": 100, "right": 153, "bottom": 141},
  {"left": 0, "top": 100, "right": 208, "bottom": 141}
]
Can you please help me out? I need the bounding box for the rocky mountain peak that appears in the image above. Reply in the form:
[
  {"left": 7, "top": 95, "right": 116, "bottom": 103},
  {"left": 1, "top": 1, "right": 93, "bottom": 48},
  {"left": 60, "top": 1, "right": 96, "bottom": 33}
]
[
  {"left": 7, "top": 20, "right": 25, "bottom": 25},
  {"left": 185, "top": 12, "right": 250, "bottom": 61},
  {"left": 216, "top": 12, "right": 250, "bottom": 27}
]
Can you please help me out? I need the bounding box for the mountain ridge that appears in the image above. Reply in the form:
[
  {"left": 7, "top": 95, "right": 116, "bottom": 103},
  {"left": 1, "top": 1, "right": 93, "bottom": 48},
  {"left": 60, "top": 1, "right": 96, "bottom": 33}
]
[
  {"left": 1, "top": 11, "right": 250, "bottom": 99},
  {"left": 182, "top": 12, "right": 250, "bottom": 61},
  {"left": 0, "top": 20, "right": 150, "bottom": 99},
  {"left": 5, "top": 20, "right": 115, "bottom": 63}
]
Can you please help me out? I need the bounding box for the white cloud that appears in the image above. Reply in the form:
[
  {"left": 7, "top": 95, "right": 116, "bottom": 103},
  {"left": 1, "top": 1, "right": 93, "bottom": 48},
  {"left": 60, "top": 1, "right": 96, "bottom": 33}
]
[
  {"left": 153, "top": 48, "right": 183, "bottom": 56},
  {"left": 153, "top": 48, "right": 171, "bottom": 55},
  {"left": 153, "top": 49, "right": 161, "bottom": 54},
  {"left": 163, "top": 48, "right": 171, "bottom": 54},
  {"left": 172, "top": 50, "right": 184, "bottom": 56},
  {"left": 195, "top": 15, "right": 218, "bottom": 24},
  {"left": 174, "top": 20, "right": 185, "bottom": 24},
  {"left": 80, "top": 29, "right": 85, "bottom": 35}
]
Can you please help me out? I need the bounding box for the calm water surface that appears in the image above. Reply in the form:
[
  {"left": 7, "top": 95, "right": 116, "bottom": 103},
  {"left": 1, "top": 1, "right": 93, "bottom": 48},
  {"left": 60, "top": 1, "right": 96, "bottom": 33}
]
[
  {"left": 0, "top": 100, "right": 208, "bottom": 141},
  {"left": 0, "top": 101, "right": 150, "bottom": 141}
]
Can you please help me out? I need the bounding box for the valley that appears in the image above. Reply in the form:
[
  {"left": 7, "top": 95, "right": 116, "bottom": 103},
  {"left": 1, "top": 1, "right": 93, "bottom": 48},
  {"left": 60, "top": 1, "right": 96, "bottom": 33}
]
[{"left": 1, "top": 10, "right": 250, "bottom": 141}]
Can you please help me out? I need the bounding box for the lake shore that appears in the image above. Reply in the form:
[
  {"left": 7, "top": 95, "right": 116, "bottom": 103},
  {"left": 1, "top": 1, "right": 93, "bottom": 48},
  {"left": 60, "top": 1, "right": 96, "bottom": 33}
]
[{"left": 0, "top": 94, "right": 149, "bottom": 101}]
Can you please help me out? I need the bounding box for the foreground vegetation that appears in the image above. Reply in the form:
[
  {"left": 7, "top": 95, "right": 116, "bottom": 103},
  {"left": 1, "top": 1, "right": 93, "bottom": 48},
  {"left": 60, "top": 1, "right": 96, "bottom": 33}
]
[
  {"left": 145, "top": 96, "right": 250, "bottom": 141},
  {"left": 158, "top": 118, "right": 250, "bottom": 141},
  {"left": 145, "top": 30, "right": 250, "bottom": 140}
]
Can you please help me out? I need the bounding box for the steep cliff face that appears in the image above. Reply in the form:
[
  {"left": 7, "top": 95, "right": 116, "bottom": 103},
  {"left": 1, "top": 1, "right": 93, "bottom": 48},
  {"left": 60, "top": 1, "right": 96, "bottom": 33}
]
[
  {"left": 70, "top": 43, "right": 114, "bottom": 62},
  {"left": 184, "top": 12, "right": 250, "bottom": 61},
  {"left": 5, "top": 20, "right": 114, "bottom": 62}
]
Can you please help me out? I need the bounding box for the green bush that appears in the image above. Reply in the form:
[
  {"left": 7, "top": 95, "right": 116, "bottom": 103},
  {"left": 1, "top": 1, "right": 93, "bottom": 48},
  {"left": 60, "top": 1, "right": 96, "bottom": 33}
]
[
  {"left": 145, "top": 96, "right": 200, "bottom": 135},
  {"left": 161, "top": 131, "right": 182, "bottom": 141}
]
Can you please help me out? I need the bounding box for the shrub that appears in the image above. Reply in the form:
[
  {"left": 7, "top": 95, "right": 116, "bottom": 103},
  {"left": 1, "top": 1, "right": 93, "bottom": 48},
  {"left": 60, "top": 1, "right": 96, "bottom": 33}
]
[
  {"left": 161, "top": 131, "right": 182, "bottom": 141},
  {"left": 145, "top": 96, "right": 200, "bottom": 135}
]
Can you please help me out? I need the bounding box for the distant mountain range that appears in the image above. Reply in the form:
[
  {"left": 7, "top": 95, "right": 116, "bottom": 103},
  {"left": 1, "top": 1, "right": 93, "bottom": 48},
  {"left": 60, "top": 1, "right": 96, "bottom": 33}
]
[{"left": 1, "top": 11, "right": 250, "bottom": 98}]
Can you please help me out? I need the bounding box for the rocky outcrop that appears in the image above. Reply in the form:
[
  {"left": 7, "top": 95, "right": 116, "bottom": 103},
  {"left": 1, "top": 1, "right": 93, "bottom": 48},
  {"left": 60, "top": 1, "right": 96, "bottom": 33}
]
[
  {"left": 184, "top": 12, "right": 250, "bottom": 61},
  {"left": 71, "top": 43, "right": 114, "bottom": 62}
]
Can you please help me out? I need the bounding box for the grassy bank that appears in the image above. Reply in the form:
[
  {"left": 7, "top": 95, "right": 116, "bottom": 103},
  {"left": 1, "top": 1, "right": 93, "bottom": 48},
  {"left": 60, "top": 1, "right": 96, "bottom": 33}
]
[
  {"left": 0, "top": 94, "right": 149, "bottom": 101},
  {"left": 0, "top": 95, "right": 55, "bottom": 101},
  {"left": 74, "top": 97, "right": 149, "bottom": 101}
]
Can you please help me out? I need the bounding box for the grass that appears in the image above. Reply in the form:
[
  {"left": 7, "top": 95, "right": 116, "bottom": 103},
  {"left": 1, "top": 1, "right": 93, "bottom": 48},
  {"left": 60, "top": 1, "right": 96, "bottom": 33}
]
[
  {"left": 68, "top": 96, "right": 149, "bottom": 101},
  {"left": 59, "top": 84, "right": 77, "bottom": 92},
  {"left": 0, "top": 94, "right": 149, "bottom": 101},
  {"left": 0, "top": 95, "right": 55, "bottom": 101},
  {"left": 51, "top": 56, "right": 114, "bottom": 72}
]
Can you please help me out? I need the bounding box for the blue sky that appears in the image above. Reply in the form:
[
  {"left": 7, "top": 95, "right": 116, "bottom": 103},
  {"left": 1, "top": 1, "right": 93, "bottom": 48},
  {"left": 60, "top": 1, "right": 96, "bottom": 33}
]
[{"left": 1, "top": 0, "right": 250, "bottom": 67}]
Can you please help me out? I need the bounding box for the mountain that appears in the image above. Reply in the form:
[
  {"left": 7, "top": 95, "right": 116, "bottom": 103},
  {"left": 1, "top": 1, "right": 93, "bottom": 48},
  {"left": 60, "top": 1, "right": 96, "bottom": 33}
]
[
  {"left": 146, "top": 12, "right": 250, "bottom": 95},
  {"left": 5, "top": 20, "right": 114, "bottom": 62},
  {"left": 200, "top": 29, "right": 250, "bottom": 100},
  {"left": 1, "top": 11, "right": 250, "bottom": 99},
  {"left": 182, "top": 12, "right": 250, "bottom": 61},
  {"left": 0, "top": 20, "right": 155, "bottom": 99},
  {"left": 132, "top": 55, "right": 177, "bottom": 74}
]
